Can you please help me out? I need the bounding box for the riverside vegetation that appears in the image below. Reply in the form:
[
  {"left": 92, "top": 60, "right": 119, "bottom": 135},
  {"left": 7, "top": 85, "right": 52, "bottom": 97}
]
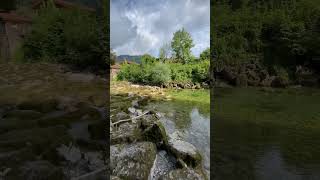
[
  {"left": 212, "top": 0, "right": 320, "bottom": 88},
  {"left": 115, "top": 28, "right": 211, "bottom": 89}
]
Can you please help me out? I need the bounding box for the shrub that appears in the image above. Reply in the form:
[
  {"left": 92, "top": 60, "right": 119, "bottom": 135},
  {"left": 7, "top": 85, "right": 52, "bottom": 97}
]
[
  {"left": 117, "top": 60, "right": 210, "bottom": 86},
  {"left": 147, "top": 63, "right": 171, "bottom": 85},
  {"left": 22, "top": 4, "right": 106, "bottom": 70}
]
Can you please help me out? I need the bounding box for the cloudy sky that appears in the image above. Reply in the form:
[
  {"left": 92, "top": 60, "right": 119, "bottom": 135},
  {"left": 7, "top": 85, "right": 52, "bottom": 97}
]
[{"left": 111, "top": 0, "right": 210, "bottom": 57}]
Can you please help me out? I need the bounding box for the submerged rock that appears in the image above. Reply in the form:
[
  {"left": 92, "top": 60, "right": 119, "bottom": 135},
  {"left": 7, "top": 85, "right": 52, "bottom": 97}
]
[
  {"left": 110, "top": 142, "right": 157, "bottom": 179},
  {"left": 159, "top": 168, "right": 206, "bottom": 180}
]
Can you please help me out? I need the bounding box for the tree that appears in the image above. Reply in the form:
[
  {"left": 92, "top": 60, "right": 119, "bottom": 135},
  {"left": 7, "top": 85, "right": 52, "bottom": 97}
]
[
  {"left": 110, "top": 50, "right": 117, "bottom": 65},
  {"left": 159, "top": 43, "right": 171, "bottom": 61},
  {"left": 200, "top": 48, "right": 210, "bottom": 61},
  {"left": 171, "top": 28, "right": 194, "bottom": 64},
  {"left": 141, "top": 54, "right": 156, "bottom": 65}
]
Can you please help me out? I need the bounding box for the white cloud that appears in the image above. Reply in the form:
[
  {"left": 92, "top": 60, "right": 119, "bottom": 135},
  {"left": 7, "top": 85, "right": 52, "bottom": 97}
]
[{"left": 110, "top": 0, "right": 210, "bottom": 57}]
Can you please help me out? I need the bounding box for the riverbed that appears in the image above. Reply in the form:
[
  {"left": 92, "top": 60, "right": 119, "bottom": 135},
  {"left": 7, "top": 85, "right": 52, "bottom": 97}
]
[{"left": 213, "top": 87, "right": 320, "bottom": 180}]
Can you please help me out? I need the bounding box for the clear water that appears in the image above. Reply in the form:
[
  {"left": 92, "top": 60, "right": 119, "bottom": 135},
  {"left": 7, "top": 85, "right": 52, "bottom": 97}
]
[
  {"left": 213, "top": 87, "right": 320, "bottom": 180},
  {"left": 148, "top": 99, "right": 210, "bottom": 178}
]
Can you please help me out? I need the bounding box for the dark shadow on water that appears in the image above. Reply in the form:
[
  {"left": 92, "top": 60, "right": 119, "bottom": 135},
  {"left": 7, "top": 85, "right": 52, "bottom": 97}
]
[{"left": 213, "top": 87, "right": 320, "bottom": 180}]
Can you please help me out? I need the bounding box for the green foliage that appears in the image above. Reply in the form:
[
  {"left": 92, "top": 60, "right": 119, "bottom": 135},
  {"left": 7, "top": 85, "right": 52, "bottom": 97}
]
[
  {"left": 141, "top": 54, "right": 157, "bottom": 65},
  {"left": 110, "top": 50, "right": 116, "bottom": 65},
  {"left": 118, "top": 59, "right": 210, "bottom": 86},
  {"left": 22, "top": 4, "right": 106, "bottom": 70},
  {"left": 171, "top": 28, "right": 195, "bottom": 64},
  {"left": 118, "top": 62, "right": 171, "bottom": 85},
  {"left": 212, "top": 0, "right": 320, "bottom": 73},
  {"left": 159, "top": 43, "right": 171, "bottom": 62},
  {"left": 200, "top": 48, "right": 210, "bottom": 61}
]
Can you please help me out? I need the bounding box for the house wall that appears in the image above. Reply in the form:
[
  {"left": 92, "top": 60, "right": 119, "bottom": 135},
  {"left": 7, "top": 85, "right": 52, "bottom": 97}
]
[
  {"left": 0, "top": 21, "right": 10, "bottom": 62},
  {"left": 4, "top": 21, "right": 30, "bottom": 61}
]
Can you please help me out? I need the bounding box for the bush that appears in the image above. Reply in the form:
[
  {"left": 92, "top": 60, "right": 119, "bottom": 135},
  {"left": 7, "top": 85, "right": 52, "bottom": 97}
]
[
  {"left": 117, "top": 60, "right": 210, "bottom": 86},
  {"left": 147, "top": 63, "right": 171, "bottom": 85},
  {"left": 22, "top": 4, "right": 106, "bottom": 70}
]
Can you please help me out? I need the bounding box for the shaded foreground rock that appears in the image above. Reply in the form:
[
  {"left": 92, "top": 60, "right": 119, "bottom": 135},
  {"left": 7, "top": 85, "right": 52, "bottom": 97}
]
[
  {"left": 19, "top": 160, "right": 65, "bottom": 180},
  {"left": 110, "top": 142, "right": 157, "bottom": 179}
]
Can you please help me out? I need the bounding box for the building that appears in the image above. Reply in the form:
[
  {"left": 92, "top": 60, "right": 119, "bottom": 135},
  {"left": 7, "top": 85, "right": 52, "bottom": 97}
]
[
  {"left": 0, "top": 11, "right": 31, "bottom": 62},
  {"left": 32, "top": 0, "right": 96, "bottom": 12},
  {"left": 111, "top": 64, "right": 121, "bottom": 79}
]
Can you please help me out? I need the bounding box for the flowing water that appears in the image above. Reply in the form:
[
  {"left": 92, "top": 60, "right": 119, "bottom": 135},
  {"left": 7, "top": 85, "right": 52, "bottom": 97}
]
[
  {"left": 148, "top": 98, "right": 210, "bottom": 178},
  {"left": 213, "top": 87, "right": 320, "bottom": 180}
]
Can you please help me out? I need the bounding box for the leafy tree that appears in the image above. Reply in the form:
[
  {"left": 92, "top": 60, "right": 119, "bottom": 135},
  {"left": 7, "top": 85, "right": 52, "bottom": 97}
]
[
  {"left": 159, "top": 43, "right": 171, "bottom": 61},
  {"left": 200, "top": 48, "right": 210, "bottom": 61},
  {"left": 141, "top": 54, "right": 157, "bottom": 65},
  {"left": 171, "top": 28, "right": 194, "bottom": 64},
  {"left": 110, "top": 50, "right": 116, "bottom": 65}
]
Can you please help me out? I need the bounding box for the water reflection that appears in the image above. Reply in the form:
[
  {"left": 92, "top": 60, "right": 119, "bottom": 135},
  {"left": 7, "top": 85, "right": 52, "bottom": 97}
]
[{"left": 213, "top": 87, "right": 320, "bottom": 180}]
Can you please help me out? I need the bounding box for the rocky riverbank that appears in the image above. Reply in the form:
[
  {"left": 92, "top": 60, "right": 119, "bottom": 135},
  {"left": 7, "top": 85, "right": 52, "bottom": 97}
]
[
  {"left": 0, "top": 63, "right": 108, "bottom": 179},
  {"left": 110, "top": 92, "right": 207, "bottom": 179},
  {"left": 214, "top": 61, "right": 320, "bottom": 88}
]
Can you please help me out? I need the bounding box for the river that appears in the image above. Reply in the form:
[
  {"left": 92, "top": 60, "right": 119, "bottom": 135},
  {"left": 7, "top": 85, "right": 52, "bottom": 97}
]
[
  {"left": 213, "top": 87, "right": 320, "bottom": 180},
  {"left": 148, "top": 97, "right": 210, "bottom": 178}
]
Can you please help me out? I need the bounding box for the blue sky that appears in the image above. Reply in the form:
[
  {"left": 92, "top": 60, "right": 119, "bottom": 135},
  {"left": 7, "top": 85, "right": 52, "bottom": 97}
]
[{"left": 110, "top": 0, "right": 210, "bottom": 57}]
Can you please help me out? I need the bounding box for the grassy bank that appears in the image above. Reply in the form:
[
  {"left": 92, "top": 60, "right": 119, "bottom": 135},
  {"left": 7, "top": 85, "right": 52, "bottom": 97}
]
[{"left": 111, "top": 81, "right": 210, "bottom": 105}]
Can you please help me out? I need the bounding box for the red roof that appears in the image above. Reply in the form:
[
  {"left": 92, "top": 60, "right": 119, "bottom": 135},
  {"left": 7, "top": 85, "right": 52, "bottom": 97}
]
[
  {"left": 0, "top": 12, "right": 32, "bottom": 23},
  {"left": 32, "top": 0, "right": 96, "bottom": 12}
]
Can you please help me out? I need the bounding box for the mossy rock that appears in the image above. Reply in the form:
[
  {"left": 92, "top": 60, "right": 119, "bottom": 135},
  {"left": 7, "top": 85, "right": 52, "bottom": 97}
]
[
  {"left": 110, "top": 142, "right": 157, "bottom": 180},
  {"left": 159, "top": 168, "right": 206, "bottom": 180},
  {"left": 111, "top": 123, "right": 142, "bottom": 145},
  {"left": 142, "top": 120, "right": 168, "bottom": 147},
  {"left": 167, "top": 135, "right": 202, "bottom": 168}
]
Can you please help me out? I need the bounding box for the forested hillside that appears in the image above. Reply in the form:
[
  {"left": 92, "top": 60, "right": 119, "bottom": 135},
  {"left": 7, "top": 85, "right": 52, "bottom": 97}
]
[{"left": 212, "top": 0, "right": 320, "bottom": 87}]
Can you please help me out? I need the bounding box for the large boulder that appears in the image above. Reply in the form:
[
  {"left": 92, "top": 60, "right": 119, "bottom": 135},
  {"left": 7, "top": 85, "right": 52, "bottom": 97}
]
[
  {"left": 141, "top": 120, "right": 168, "bottom": 147},
  {"left": 167, "top": 133, "right": 202, "bottom": 168},
  {"left": 110, "top": 142, "right": 157, "bottom": 179}
]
